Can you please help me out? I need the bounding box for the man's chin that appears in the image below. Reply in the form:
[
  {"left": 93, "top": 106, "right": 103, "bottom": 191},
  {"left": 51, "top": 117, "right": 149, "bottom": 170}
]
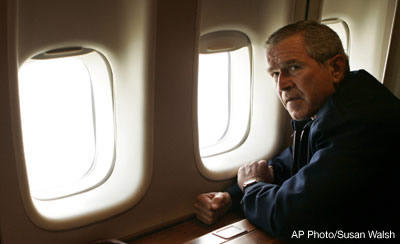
[{"left": 288, "top": 111, "right": 310, "bottom": 121}]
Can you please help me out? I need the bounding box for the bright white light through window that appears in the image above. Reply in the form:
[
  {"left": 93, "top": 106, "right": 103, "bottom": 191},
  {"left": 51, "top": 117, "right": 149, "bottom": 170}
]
[
  {"left": 19, "top": 49, "right": 115, "bottom": 200},
  {"left": 198, "top": 43, "right": 251, "bottom": 157},
  {"left": 198, "top": 52, "right": 229, "bottom": 147},
  {"left": 20, "top": 57, "right": 95, "bottom": 190}
]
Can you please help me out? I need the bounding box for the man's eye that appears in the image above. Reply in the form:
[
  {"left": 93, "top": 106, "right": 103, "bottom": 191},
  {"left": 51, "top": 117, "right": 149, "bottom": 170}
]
[{"left": 289, "top": 65, "right": 300, "bottom": 71}]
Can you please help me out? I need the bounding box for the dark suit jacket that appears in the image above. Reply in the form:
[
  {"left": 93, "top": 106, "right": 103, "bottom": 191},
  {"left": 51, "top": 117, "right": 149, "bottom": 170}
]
[{"left": 229, "top": 70, "right": 400, "bottom": 238}]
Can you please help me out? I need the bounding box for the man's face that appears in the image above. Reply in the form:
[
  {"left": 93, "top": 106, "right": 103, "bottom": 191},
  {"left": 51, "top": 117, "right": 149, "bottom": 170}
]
[{"left": 267, "top": 34, "right": 337, "bottom": 120}]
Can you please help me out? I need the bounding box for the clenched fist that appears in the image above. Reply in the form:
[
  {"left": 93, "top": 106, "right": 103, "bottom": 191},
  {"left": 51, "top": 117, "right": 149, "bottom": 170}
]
[{"left": 194, "top": 192, "right": 232, "bottom": 225}]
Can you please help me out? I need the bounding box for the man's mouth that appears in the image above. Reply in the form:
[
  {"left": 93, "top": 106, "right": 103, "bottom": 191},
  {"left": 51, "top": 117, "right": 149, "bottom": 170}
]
[{"left": 285, "top": 97, "right": 301, "bottom": 105}]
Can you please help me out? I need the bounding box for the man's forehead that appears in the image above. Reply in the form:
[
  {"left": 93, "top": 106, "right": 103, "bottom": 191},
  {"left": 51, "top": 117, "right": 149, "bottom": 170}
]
[
  {"left": 266, "top": 35, "right": 308, "bottom": 66},
  {"left": 266, "top": 49, "right": 279, "bottom": 71},
  {"left": 266, "top": 47, "right": 302, "bottom": 67}
]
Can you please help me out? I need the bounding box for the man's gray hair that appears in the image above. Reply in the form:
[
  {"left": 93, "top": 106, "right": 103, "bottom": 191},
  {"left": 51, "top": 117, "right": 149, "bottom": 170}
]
[{"left": 266, "top": 20, "right": 349, "bottom": 71}]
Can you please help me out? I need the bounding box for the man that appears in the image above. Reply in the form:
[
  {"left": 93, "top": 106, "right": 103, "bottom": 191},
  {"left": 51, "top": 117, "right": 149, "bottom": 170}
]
[{"left": 195, "top": 20, "right": 400, "bottom": 238}]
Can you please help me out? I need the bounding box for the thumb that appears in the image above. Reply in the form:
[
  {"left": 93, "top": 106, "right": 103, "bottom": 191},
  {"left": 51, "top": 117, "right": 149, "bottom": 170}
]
[{"left": 211, "top": 192, "right": 226, "bottom": 210}]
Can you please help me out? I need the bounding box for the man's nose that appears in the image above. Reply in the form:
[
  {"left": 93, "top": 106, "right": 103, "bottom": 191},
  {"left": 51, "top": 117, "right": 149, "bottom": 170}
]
[{"left": 277, "top": 73, "right": 293, "bottom": 91}]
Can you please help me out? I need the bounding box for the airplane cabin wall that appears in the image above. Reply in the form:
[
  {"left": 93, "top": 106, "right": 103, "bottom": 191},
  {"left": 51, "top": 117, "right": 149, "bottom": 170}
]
[{"left": 1, "top": 0, "right": 295, "bottom": 243}]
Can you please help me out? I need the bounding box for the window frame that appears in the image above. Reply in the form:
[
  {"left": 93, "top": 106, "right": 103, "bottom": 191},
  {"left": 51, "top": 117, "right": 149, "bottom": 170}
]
[
  {"left": 18, "top": 48, "right": 116, "bottom": 201},
  {"left": 197, "top": 30, "right": 253, "bottom": 158}
]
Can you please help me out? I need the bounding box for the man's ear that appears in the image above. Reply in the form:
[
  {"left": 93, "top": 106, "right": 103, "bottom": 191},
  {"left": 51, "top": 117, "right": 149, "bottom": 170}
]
[{"left": 328, "top": 54, "right": 347, "bottom": 85}]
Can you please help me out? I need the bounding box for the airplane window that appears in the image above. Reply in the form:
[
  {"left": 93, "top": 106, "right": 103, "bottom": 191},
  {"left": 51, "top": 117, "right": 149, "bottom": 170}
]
[
  {"left": 18, "top": 48, "right": 115, "bottom": 201},
  {"left": 197, "top": 31, "right": 251, "bottom": 157},
  {"left": 322, "top": 18, "right": 350, "bottom": 55}
]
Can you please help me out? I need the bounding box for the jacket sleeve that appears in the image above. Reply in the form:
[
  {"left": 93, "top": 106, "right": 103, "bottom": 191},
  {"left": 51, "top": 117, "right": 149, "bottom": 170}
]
[
  {"left": 241, "top": 140, "right": 387, "bottom": 238},
  {"left": 267, "top": 146, "right": 293, "bottom": 185},
  {"left": 225, "top": 183, "right": 242, "bottom": 211},
  {"left": 226, "top": 146, "right": 293, "bottom": 211}
]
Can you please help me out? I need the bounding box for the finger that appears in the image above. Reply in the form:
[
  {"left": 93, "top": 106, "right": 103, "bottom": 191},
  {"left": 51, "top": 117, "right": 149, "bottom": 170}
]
[
  {"left": 195, "top": 206, "right": 217, "bottom": 221},
  {"left": 194, "top": 206, "right": 218, "bottom": 225},
  {"left": 195, "top": 193, "right": 214, "bottom": 210},
  {"left": 194, "top": 201, "right": 216, "bottom": 218}
]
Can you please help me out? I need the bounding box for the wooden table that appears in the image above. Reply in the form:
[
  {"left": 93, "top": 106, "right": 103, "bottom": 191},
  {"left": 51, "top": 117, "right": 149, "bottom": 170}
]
[
  {"left": 129, "top": 212, "right": 244, "bottom": 243},
  {"left": 183, "top": 219, "right": 280, "bottom": 244},
  {"left": 128, "top": 212, "right": 280, "bottom": 244}
]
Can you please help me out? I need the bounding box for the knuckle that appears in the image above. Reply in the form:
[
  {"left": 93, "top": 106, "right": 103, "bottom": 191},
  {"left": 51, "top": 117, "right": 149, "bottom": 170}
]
[
  {"left": 257, "top": 160, "right": 268, "bottom": 168},
  {"left": 198, "top": 193, "right": 210, "bottom": 202}
]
